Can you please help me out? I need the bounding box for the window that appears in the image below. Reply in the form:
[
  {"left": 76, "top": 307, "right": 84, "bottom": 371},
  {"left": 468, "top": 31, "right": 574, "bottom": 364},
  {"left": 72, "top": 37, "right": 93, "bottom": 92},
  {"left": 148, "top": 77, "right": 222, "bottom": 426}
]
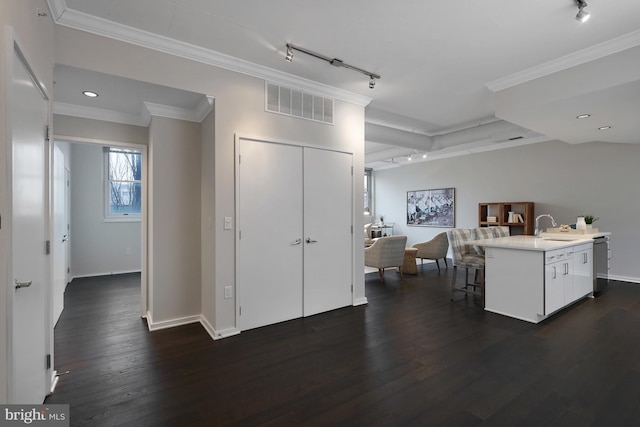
[
  {"left": 104, "top": 147, "right": 142, "bottom": 220},
  {"left": 364, "top": 168, "right": 372, "bottom": 216}
]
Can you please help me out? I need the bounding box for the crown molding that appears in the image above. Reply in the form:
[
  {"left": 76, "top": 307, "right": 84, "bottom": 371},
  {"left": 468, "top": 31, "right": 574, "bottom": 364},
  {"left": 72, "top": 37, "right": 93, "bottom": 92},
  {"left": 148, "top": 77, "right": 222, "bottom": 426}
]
[
  {"left": 46, "top": 0, "right": 66, "bottom": 21},
  {"left": 54, "top": 102, "right": 147, "bottom": 126},
  {"left": 486, "top": 29, "right": 640, "bottom": 92},
  {"left": 195, "top": 96, "right": 215, "bottom": 122},
  {"left": 54, "top": 98, "right": 212, "bottom": 127},
  {"left": 49, "top": 2, "right": 372, "bottom": 107}
]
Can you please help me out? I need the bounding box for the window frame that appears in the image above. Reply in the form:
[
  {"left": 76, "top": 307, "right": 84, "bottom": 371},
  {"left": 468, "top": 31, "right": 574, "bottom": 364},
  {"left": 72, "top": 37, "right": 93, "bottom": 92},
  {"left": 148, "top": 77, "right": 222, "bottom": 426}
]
[{"left": 103, "top": 146, "right": 142, "bottom": 222}]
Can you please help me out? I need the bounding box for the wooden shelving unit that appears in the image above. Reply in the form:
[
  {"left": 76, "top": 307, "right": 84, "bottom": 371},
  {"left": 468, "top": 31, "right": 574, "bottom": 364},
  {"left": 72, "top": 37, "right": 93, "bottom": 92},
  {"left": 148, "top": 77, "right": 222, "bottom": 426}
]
[{"left": 478, "top": 202, "right": 535, "bottom": 235}]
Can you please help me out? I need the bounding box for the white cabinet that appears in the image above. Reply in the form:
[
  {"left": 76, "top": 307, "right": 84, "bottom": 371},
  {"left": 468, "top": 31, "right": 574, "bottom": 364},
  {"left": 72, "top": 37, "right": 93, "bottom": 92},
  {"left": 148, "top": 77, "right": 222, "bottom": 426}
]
[
  {"left": 573, "top": 243, "right": 593, "bottom": 299},
  {"left": 544, "top": 243, "right": 592, "bottom": 315},
  {"left": 544, "top": 249, "right": 569, "bottom": 315}
]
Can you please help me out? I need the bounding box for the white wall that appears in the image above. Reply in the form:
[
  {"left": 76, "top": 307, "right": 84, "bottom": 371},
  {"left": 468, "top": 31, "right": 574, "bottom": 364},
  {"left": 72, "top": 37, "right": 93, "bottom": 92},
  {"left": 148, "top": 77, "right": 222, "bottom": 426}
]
[
  {"left": 373, "top": 140, "right": 640, "bottom": 282},
  {"left": 0, "top": 0, "right": 55, "bottom": 403},
  {"left": 148, "top": 116, "right": 202, "bottom": 325},
  {"left": 69, "top": 143, "right": 142, "bottom": 277},
  {"left": 54, "top": 26, "right": 366, "bottom": 336}
]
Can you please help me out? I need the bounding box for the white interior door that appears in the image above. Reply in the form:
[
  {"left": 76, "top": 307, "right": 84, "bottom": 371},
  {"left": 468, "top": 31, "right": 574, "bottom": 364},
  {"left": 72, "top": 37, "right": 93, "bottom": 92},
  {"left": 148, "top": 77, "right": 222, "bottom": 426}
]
[
  {"left": 303, "top": 148, "right": 353, "bottom": 316},
  {"left": 53, "top": 144, "right": 67, "bottom": 325},
  {"left": 237, "top": 140, "right": 303, "bottom": 330},
  {"left": 10, "top": 45, "right": 49, "bottom": 403}
]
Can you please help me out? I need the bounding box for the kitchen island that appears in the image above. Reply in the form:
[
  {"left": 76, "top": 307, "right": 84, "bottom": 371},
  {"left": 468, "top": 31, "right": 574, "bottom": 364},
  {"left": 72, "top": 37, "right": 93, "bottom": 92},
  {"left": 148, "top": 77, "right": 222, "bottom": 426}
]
[{"left": 473, "top": 235, "right": 594, "bottom": 323}]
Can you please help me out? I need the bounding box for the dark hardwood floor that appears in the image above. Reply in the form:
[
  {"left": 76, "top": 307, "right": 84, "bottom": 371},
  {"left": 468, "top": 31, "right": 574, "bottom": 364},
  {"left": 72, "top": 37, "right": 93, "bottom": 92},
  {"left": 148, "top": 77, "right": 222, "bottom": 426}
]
[{"left": 46, "top": 267, "right": 640, "bottom": 426}]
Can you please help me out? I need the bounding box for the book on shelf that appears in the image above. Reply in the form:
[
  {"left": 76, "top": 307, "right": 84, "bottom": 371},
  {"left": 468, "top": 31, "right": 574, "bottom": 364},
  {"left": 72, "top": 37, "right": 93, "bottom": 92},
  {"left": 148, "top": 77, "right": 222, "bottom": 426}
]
[
  {"left": 487, "top": 216, "right": 497, "bottom": 223},
  {"left": 515, "top": 213, "right": 524, "bottom": 223}
]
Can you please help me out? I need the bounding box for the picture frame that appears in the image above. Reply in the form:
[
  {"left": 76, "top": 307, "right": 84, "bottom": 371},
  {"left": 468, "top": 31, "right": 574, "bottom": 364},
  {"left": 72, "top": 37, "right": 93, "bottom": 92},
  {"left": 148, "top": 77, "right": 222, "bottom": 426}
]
[{"left": 407, "top": 188, "right": 455, "bottom": 227}]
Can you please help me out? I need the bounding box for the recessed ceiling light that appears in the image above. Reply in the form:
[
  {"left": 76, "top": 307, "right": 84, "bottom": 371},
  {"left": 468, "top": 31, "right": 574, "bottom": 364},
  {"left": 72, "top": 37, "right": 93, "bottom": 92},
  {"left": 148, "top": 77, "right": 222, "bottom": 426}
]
[
  {"left": 576, "top": 114, "right": 590, "bottom": 119},
  {"left": 598, "top": 126, "right": 612, "bottom": 130},
  {"left": 82, "top": 91, "right": 98, "bottom": 98}
]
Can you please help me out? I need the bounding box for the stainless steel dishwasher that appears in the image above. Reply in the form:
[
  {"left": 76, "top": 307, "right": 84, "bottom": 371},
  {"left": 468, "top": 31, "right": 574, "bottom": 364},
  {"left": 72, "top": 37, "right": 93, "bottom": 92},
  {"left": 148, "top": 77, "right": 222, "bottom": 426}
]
[{"left": 593, "top": 236, "right": 610, "bottom": 295}]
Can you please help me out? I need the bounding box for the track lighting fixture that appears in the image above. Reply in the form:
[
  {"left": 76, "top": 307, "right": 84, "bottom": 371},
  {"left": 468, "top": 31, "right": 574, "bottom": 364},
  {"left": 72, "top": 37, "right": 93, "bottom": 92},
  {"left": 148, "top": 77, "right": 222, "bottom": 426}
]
[
  {"left": 575, "top": 0, "right": 590, "bottom": 23},
  {"left": 285, "top": 43, "right": 381, "bottom": 89}
]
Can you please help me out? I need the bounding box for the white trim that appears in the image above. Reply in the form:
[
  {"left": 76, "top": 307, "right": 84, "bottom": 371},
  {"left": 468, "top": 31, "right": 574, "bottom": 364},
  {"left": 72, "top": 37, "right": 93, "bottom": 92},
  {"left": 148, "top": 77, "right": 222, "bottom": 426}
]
[
  {"left": 200, "top": 316, "right": 240, "bottom": 340},
  {"left": 486, "top": 29, "right": 640, "bottom": 92},
  {"left": 353, "top": 297, "right": 368, "bottom": 306},
  {"left": 49, "top": 371, "right": 59, "bottom": 395},
  {"left": 70, "top": 270, "right": 142, "bottom": 281},
  {"left": 46, "top": 0, "right": 66, "bottom": 20},
  {"left": 54, "top": 97, "right": 215, "bottom": 127},
  {"left": 146, "top": 312, "right": 201, "bottom": 331},
  {"left": 54, "top": 101, "right": 146, "bottom": 126},
  {"left": 608, "top": 274, "right": 640, "bottom": 284},
  {"left": 49, "top": 4, "right": 372, "bottom": 107},
  {"left": 194, "top": 96, "right": 215, "bottom": 122}
]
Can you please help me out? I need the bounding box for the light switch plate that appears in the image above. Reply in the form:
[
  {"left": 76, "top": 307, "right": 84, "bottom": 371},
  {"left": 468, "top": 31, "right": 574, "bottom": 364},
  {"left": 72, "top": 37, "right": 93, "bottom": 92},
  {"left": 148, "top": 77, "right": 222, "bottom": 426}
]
[
  {"left": 224, "top": 217, "right": 232, "bottom": 230},
  {"left": 224, "top": 286, "right": 232, "bottom": 299}
]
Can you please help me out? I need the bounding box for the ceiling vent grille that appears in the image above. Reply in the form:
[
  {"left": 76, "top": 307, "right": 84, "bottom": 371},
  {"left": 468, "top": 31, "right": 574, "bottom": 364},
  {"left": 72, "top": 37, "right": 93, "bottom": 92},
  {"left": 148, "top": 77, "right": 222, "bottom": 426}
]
[{"left": 266, "top": 82, "right": 333, "bottom": 124}]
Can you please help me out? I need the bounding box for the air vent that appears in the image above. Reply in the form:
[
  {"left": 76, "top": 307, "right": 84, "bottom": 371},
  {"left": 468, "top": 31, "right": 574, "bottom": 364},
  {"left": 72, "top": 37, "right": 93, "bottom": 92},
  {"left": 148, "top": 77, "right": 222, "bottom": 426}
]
[{"left": 266, "top": 82, "right": 333, "bottom": 124}]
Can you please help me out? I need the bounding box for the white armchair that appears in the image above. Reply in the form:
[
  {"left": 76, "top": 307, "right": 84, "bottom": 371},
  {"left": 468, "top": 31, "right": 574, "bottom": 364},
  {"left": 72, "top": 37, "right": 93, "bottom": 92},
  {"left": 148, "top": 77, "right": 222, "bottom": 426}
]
[{"left": 364, "top": 235, "right": 408, "bottom": 282}]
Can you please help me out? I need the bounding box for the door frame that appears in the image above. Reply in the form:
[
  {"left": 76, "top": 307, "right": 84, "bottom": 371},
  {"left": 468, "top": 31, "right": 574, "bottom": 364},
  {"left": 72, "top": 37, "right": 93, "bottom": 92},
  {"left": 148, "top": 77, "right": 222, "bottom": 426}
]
[
  {"left": 52, "top": 136, "right": 149, "bottom": 318},
  {"left": 234, "top": 134, "right": 357, "bottom": 333},
  {"left": 2, "top": 30, "right": 53, "bottom": 402}
]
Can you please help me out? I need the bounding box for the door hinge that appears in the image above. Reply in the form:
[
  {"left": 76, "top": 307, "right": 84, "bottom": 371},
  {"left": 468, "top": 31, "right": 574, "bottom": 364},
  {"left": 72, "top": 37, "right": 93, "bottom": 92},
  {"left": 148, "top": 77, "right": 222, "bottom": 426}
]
[
  {"left": 239, "top": 306, "right": 242, "bottom": 316},
  {"left": 46, "top": 354, "right": 51, "bottom": 370},
  {"left": 238, "top": 154, "right": 241, "bottom": 164},
  {"left": 351, "top": 225, "right": 353, "bottom": 234},
  {"left": 45, "top": 240, "right": 51, "bottom": 255},
  {"left": 67, "top": 267, "right": 70, "bottom": 274},
  {"left": 45, "top": 125, "right": 50, "bottom": 142},
  {"left": 351, "top": 284, "right": 354, "bottom": 293},
  {"left": 239, "top": 230, "right": 242, "bottom": 240},
  {"left": 351, "top": 166, "right": 353, "bottom": 176}
]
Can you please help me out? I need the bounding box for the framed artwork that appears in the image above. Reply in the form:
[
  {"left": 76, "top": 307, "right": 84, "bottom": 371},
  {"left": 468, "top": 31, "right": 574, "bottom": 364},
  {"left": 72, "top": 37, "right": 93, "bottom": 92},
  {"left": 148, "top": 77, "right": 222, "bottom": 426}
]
[{"left": 407, "top": 188, "right": 455, "bottom": 227}]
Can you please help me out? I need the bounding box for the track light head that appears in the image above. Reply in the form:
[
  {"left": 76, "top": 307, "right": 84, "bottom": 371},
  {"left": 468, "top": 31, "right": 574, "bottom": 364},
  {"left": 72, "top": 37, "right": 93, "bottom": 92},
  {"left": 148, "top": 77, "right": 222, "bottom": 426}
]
[
  {"left": 285, "top": 44, "right": 293, "bottom": 62},
  {"left": 575, "top": 0, "right": 590, "bottom": 22},
  {"left": 369, "top": 76, "right": 375, "bottom": 89}
]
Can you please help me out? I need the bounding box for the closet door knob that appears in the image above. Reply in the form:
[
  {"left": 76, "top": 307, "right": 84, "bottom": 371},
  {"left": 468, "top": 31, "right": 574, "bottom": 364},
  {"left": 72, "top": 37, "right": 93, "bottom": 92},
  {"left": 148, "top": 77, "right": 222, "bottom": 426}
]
[{"left": 306, "top": 238, "right": 318, "bottom": 244}]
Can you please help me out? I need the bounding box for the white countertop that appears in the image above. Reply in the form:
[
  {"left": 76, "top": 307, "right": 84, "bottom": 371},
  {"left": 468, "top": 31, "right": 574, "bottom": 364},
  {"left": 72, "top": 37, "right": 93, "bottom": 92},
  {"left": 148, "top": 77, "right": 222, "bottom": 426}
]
[
  {"left": 539, "top": 231, "right": 610, "bottom": 239},
  {"left": 471, "top": 235, "right": 594, "bottom": 251}
]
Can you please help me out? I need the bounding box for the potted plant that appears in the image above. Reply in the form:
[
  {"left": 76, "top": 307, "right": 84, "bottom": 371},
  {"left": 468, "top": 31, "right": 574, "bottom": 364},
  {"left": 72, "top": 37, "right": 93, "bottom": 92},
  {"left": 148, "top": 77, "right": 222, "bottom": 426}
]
[
  {"left": 378, "top": 215, "right": 385, "bottom": 225},
  {"left": 583, "top": 215, "right": 599, "bottom": 229}
]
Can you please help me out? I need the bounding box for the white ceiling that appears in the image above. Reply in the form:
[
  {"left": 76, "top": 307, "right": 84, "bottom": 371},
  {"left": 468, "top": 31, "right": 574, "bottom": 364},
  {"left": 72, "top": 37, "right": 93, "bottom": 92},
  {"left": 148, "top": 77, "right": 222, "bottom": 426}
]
[{"left": 48, "top": 0, "right": 640, "bottom": 168}]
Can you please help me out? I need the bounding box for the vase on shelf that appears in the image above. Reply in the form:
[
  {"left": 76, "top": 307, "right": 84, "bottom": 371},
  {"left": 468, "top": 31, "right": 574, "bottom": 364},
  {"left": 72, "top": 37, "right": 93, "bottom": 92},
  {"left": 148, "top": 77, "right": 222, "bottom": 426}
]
[
  {"left": 507, "top": 212, "right": 514, "bottom": 223},
  {"left": 576, "top": 216, "right": 587, "bottom": 231}
]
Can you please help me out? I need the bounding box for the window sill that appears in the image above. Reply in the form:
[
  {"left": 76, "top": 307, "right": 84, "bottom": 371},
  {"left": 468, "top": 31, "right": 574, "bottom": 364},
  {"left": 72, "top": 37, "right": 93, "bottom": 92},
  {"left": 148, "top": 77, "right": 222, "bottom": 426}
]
[{"left": 102, "top": 216, "right": 141, "bottom": 223}]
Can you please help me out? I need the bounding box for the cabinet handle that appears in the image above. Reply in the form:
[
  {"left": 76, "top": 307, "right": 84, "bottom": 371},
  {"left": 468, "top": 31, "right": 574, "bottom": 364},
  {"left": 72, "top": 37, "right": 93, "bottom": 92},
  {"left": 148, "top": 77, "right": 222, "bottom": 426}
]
[
  {"left": 306, "top": 238, "right": 318, "bottom": 244},
  {"left": 552, "top": 266, "right": 556, "bottom": 279},
  {"left": 290, "top": 238, "right": 302, "bottom": 245},
  {"left": 583, "top": 253, "right": 587, "bottom": 263}
]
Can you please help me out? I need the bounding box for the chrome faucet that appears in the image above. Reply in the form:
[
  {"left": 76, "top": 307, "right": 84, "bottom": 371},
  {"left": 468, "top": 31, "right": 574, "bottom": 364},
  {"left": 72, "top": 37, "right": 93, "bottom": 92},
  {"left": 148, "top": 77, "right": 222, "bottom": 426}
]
[{"left": 535, "top": 214, "right": 557, "bottom": 237}]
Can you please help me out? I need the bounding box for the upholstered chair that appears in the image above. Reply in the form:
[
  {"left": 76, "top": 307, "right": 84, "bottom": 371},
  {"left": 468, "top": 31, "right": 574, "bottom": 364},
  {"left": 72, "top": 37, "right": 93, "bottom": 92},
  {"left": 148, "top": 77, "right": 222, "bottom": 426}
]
[
  {"left": 491, "top": 226, "right": 510, "bottom": 237},
  {"left": 472, "top": 227, "right": 495, "bottom": 255},
  {"left": 446, "top": 229, "right": 485, "bottom": 306},
  {"left": 364, "top": 223, "right": 374, "bottom": 246},
  {"left": 364, "top": 235, "right": 408, "bottom": 282},
  {"left": 411, "top": 232, "right": 449, "bottom": 271}
]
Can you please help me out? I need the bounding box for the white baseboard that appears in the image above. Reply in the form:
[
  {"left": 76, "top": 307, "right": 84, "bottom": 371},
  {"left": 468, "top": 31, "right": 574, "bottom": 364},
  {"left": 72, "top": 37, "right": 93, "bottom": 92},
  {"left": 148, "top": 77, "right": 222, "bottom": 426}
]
[
  {"left": 70, "top": 269, "right": 142, "bottom": 281},
  {"left": 353, "top": 297, "right": 368, "bottom": 306},
  {"left": 200, "top": 315, "right": 240, "bottom": 340},
  {"left": 608, "top": 274, "right": 640, "bottom": 284},
  {"left": 49, "top": 371, "right": 59, "bottom": 396},
  {"left": 145, "top": 311, "right": 201, "bottom": 331}
]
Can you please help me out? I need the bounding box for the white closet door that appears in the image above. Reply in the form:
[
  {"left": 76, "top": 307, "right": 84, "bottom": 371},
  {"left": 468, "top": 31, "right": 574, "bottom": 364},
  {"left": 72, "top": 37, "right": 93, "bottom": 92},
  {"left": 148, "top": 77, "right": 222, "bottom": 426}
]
[
  {"left": 303, "top": 148, "right": 353, "bottom": 316},
  {"left": 237, "top": 140, "right": 303, "bottom": 330}
]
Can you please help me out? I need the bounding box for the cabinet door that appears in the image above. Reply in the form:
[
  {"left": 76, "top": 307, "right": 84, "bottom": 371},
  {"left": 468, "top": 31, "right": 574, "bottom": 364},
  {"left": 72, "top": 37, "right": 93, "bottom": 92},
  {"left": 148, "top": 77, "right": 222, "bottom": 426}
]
[
  {"left": 573, "top": 247, "right": 593, "bottom": 299},
  {"left": 545, "top": 260, "right": 565, "bottom": 315}
]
